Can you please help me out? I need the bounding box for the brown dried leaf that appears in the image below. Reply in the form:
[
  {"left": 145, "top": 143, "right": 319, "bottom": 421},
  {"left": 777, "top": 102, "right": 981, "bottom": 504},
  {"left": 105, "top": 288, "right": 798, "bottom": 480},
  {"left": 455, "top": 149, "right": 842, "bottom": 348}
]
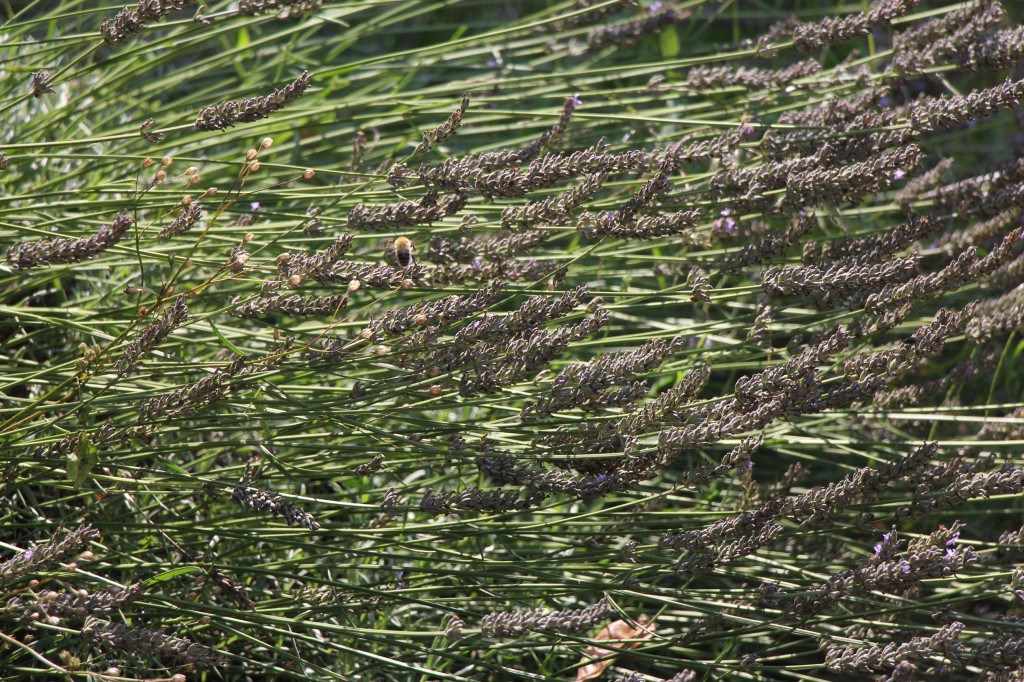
[{"left": 575, "top": 615, "right": 656, "bottom": 681}]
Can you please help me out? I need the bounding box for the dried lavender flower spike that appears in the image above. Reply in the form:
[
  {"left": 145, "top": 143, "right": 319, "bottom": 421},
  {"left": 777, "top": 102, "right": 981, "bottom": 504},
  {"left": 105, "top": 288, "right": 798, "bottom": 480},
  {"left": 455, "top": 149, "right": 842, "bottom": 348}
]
[
  {"left": 230, "top": 485, "right": 320, "bottom": 530},
  {"left": 195, "top": 71, "right": 312, "bottom": 132},
  {"left": 30, "top": 71, "right": 55, "bottom": 97},
  {"left": 587, "top": 6, "right": 691, "bottom": 50},
  {"left": 115, "top": 295, "right": 190, "bottom": 376},
  {"left": 82, "top": 617, "right": 224, "bottom": 667},
  {"left": 6, "top": 211, "right": 134, "bottom": 270},
  {"left": 101, "top": 0, "right": 194, "bottom": 44},
  {"left": 158, "top": 203, "right": 203, "bottom": 239},
  {"left": 0, "top": 524, "right": 100, "bottom": 586},
  {"left": 481, "top": 597, "right": 610, "bottom": 638},
  {"left": 414, "top": 94, "right": 470, "bottom": 156},
  {"left": 238, "top": 0, "right": 323, "bottom": 17}
]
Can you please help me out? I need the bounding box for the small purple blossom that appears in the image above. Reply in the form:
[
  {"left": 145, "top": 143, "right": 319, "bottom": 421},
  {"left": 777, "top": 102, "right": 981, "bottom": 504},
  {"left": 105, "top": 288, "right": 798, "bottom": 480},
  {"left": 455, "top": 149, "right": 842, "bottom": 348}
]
[
  {"left": 649, "top": 1, "right": 663, "bottom": 12},
  {"left": 893, "top": 169, "right": 906, "bottom": 181},
  {"left": 945, "top": 548, "right": 956, "bottom": 560},
  {"left": 250, "top": 201, "right": 261, "bottom": 211},
  {"left": 486, "top": 59, "right": 499, "bottom": 68},
  {"left": 901, "top": 564, "right": 911, "bottom": 574},
  {"left": 395, "top": 570, "right": 405, "bottom": 589},
  {"left": 713, "top": 216, "right": 736, "bottom": 235},
  {"left": 945, "top": 531, "right": 960, "bottom": 547},
  {"left": 880, "top": 96, "right": 891, "bottom": 108},
  {"left": 873, "top": 531, "right": 893, "bottom": 558},
  {"left": 738, "top": 121, "right": 755, "bottom": 137},
  {"left": 569, "top": 93, "right": 582, "bottom": 107}
]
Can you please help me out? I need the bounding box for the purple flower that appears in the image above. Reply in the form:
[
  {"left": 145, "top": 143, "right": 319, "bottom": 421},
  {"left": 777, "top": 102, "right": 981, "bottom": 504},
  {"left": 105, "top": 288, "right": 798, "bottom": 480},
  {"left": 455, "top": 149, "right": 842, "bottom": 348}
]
[
  {"left": 880, "top": 96, "right": 891, "bottom": 108},
  {"left": 966, "top": 119, "right": 978, "bottom": 128},
  {"left": 395, "top": 570, "right": 405, "bottom": 589},
  {"left": 720, "top": 208, "right": 731, "bottom": 217},
  {"left": 900, "top": 564, "right": 911, "bottom": 574},
  {"left": 945, "top": 531, "right": 959, "bottom": 547},
  {"left": 713, "top": 217, "right": 736, "bottom": 235},
  {"left": 649, "top": 1, "right": 663, "bottom": 12},
  {"left": 486, "top": 59, "right": 499, "bottom": 68},
  {"left": 250, "top": 201, "right": 261, "bottom": 211},
  {"left": 893, "top": 169, "right": 905, "bottom": 181},
  {"left": 873, "top": 531, "right": 893, "bottom": 558},
  {"left": 21, "top": 549, "right": 35, "bottom": 563},
  {"left": 569, "top": 93, "right": 582, "bottom": 107},
  {"left": 472, "top": 260, "right": 482, "bottom": 269},
  {"left": 738, "top": 121, "right": 755, "bottom": 137}
]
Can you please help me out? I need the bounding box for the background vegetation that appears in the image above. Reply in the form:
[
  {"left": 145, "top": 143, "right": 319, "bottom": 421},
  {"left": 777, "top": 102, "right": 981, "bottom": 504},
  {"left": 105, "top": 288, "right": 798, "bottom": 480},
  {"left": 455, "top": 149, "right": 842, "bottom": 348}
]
[{"left": 3, "top": 0, "right": 1024, "bottom": 680}]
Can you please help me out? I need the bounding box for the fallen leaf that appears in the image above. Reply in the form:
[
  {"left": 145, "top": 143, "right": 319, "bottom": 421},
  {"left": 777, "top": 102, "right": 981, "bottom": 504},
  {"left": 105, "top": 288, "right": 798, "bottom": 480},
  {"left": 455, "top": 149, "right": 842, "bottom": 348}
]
[{"left": 576, "top": 615, "right": 656, "bottom": 681}]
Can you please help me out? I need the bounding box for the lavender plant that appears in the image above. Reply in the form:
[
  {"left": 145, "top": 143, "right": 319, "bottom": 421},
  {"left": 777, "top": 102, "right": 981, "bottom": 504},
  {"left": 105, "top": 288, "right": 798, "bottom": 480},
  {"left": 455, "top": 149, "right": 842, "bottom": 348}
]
[{"left": 2, "top": 1, "right": 1024, "bottom": 680}]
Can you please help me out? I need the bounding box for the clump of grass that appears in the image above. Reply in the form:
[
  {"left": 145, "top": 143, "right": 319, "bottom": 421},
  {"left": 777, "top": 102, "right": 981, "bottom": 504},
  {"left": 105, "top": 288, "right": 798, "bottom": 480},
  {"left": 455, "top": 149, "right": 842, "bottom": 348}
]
[{"left": 3, "top": 1, "right": 1024, "bottom": 680}]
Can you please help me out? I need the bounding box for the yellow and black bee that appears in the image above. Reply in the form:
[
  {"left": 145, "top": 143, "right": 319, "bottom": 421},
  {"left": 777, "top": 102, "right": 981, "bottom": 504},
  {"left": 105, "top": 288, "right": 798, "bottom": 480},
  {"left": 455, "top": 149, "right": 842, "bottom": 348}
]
[{"left": 393, "top": 236, "right": 414, "bottom": 267}]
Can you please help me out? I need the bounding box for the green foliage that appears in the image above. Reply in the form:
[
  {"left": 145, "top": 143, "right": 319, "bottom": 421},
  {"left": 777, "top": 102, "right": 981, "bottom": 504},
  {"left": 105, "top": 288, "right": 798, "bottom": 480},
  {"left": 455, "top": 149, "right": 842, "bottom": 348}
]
[{"left": 3, "top": 1, "right": 1024, "bottom": 680}]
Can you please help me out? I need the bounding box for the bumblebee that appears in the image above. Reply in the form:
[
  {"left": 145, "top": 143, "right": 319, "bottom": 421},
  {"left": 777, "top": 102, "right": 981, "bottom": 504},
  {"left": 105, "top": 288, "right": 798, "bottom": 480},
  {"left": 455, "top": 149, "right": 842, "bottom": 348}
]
[{"left": 393, "top": 236, "right": 414, "bottom": 267}]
